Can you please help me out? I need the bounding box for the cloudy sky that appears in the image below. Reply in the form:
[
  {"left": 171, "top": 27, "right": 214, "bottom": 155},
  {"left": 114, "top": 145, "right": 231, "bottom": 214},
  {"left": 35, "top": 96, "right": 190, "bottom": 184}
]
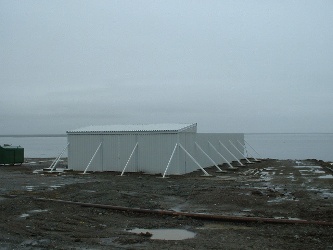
[{"left": 1, "top": 0, "right": 332, "bottom": 134}]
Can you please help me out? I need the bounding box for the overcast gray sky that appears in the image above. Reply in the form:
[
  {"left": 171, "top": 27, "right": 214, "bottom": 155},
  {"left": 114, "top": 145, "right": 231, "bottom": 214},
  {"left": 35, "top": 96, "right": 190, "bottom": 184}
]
[{"left": 1, "top": 0, "right": 332, "bottom": 134}]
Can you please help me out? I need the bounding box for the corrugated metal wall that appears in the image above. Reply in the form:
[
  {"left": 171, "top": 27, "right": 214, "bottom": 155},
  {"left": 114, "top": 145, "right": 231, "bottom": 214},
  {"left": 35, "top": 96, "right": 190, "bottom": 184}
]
[
  {"left": 68, "top": 134, "right": 103, "bottom": 172},
  {"left": 68, "top": 133, "right": 180, "bottom": 174},
  {"left": 137, "top": 133, "right": 178, "bottom": 174},
  {"left": 68, "top": 132, "right": 244, "bottom": 175},
  {"left": 102, "top": 134, "right": 138, "bottom": 172}
]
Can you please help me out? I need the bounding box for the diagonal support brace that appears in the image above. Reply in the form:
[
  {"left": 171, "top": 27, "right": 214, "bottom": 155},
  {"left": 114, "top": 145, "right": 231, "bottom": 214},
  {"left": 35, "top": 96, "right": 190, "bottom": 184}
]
[
  {"left": 208, "top": 141, "right": 234, "bottom": 169},
  {"left": 219, "top": 140, "right": 244, "bottom": 166},
  {"left": 83, "top": 142, "right": 102, "bottom": 174},
  {"left": 178, "top": 143, "right": 210, "bottom": 176},
  {"left": 163, "top": 143, "right": 178, "bottom": 178},
  {"left": 237, "top": 140, "right": 260, "bottom": 162},
  {"left": 121, "top": 143, "right": 138, "bottom": 176},
  {"left": 229, "top": 140, "right": 252, "bottom": 164},
  {"left": 49, "top": 143, "right": 69, "bottom": 172},
  {"left": 195, "top": 142, "right": 223, "bottom": 172}
]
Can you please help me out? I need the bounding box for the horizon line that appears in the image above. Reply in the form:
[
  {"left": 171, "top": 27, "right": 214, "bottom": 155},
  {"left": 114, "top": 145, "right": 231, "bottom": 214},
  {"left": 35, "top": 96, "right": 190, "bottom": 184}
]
[{"left": 1, "top": 132, "right": 333, "bottom": 137}]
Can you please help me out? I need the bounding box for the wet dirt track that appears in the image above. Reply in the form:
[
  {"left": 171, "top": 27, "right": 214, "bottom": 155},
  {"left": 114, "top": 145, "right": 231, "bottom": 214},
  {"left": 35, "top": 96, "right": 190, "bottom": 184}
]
[{"left": 0, "top": 158, "right": 332, "bottom": 249}]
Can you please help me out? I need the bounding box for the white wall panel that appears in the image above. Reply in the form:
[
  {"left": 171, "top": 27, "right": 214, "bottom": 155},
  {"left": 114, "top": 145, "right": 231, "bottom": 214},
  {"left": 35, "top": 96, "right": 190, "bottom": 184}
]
[
  {"left": 137, "top": 133, "right": 178, "bottom": 174},
  {"left": 68, "top": 134, "right": 103, "bottom": 171},
  {"left": 101, "top": 134, "right": 137, "bottom": 172},
  {"left": 67, "top": 130, "right": 244, "bottom": 175}
]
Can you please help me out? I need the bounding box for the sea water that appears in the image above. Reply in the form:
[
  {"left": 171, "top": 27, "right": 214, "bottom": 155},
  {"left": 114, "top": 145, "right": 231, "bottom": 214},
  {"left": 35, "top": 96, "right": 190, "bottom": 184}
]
[
  {"left": 0, "top": 134, "right": 332, "bottom": 161},
  {"left": 245, "top": 133, "right": 333, "bottom": 162},
  {"left": 0, "top": 136, "right": 67, "bottom": 158}
]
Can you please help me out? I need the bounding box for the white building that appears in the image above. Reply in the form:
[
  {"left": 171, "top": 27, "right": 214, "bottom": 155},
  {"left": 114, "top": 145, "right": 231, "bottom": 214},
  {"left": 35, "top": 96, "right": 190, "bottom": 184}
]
[{"left": 66, "top": 123, "right": 245, "bottom": 176}]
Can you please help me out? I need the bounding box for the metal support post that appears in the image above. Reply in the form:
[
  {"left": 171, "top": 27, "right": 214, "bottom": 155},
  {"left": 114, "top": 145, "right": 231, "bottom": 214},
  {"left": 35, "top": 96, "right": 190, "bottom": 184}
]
[
  {"left": 49, "top": 143, "right": 69, "bottom": 172},
  {"left": 244, "top": 139, "right": 262, "bottom": 159},
  {"left": 83, "top": 142, "right": 102, "bottom": 174},
  {"left": 121, "top": 143, "right": 138, "bottom": 176},
  {"left": 195, "top": 142, "right": 223, "bottom": 172},
  {"left": 208, "top": 141, "right": 234, "bottom": 169},
  {"left": 229, "top": 140, "right": 252, "bottom": 164},
  {"left": 237, "top": 140, "right": 260, "bottom": 162},
  {"left": 178, "top": 143, "right": 210, "bottom": 176},
  {"left": 219, "top": 141, "right": 244, "bottom": 166},
  {"left": 163, "top": 143, "right": 178, "bottom": 178}
]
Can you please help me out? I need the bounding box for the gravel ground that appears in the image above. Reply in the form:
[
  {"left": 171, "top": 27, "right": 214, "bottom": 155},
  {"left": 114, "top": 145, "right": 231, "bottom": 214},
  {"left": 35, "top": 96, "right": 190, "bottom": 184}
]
[{"left": 0, "top": 158, "right": 332, "bottom": 249}]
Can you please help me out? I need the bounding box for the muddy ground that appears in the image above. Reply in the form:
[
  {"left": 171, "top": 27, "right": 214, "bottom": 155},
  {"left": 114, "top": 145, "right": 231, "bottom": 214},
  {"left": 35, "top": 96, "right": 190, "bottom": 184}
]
[{"left": 0, "top": 158, "right": 332, "bottom": 249}]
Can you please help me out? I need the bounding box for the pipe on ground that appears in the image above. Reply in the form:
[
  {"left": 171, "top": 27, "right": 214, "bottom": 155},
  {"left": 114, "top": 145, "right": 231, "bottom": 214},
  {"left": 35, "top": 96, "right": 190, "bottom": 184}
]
[{"left": 34, "top": 197, "right": 333, "bottom": 226}]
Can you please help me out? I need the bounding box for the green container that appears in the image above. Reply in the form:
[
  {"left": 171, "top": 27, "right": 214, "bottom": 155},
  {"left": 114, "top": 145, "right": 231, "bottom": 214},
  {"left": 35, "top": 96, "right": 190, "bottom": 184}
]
[{"left": 0, "top": 145, "right": 24, "bottom": 165}]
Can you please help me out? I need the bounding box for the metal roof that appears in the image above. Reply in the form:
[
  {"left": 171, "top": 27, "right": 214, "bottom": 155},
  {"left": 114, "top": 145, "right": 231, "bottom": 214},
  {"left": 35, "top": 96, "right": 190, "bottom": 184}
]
[{"left": 67, "top": 123, "right": 197, "bottom": 134}]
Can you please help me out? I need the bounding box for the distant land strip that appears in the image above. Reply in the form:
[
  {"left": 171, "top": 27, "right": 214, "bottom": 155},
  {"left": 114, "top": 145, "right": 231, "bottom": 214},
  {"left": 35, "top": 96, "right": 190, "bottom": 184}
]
[{"left": 0, "top": 134, "right": 66, "bottom": 137}]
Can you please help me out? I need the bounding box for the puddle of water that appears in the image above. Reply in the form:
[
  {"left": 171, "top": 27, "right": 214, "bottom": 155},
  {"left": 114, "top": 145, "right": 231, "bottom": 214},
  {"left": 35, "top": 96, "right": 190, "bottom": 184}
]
[
  {"left": 19, "top": 209, "right": 48, "bottom": 219},
  {"left": 48, "top": 183, "right": 67, "bottom": 190},
  {"left": 299, "top": 170, "right": 312, "bottom": 176},
  {"left": 261, "top": 171, "right": 273, "bottom": 175},
  {"left": 299, "top": 169, "right": 326, "bottom": 175},
  {"left": 26, "top": 186, "right": 34, "bottom": 191},
  {"left": 293, "top": 165, "right": 321, "bottom": 169},
  {"left": 318, "top": 175, "right": 333, "bottom": 179},
  {"left": 127, "top": 228, "right": 196, "bottom": 240},
  {"left": 29, "top": 209, "right": 48, "bottom": 213},
  {"left": 83, "top": 190, "right": 97, "bottom": 193},
  {"left": 274, "top": 217, "right": 301, "bottom": 220},
  {"left": 263, "top": 167, "right": 277, "bottom": 171},
  {"left": 260, "top": 171, "right": 274, "bottom": 181},
  {"left": 308, "top": 188, "right": 333, "bottom": 198},
  {"left": 322, "top": 192, "right": 333, "bottom": 198},
  {"left": 170, "top": 204, "right": 186, "bottom": 212},
  {"left": 33, "top": 169, "right": 44, "bottom": 174}
]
